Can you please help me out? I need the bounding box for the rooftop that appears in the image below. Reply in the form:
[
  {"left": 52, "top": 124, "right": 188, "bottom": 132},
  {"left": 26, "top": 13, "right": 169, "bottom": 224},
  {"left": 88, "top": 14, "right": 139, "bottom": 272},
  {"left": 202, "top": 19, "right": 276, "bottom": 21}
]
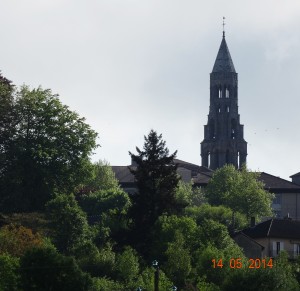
[
  {"left": 212, "top": 35, "right": 236, "bottom": 73},
  {"left": 240, "top": 218, "right": 300, "bottom": 240}
]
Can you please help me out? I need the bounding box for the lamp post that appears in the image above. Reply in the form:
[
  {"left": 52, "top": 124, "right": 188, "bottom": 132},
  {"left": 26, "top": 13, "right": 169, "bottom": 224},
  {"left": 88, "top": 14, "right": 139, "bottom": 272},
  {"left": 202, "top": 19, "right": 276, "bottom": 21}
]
[{"left": 152, "top": 260, "right": 159, "bottom": 291}]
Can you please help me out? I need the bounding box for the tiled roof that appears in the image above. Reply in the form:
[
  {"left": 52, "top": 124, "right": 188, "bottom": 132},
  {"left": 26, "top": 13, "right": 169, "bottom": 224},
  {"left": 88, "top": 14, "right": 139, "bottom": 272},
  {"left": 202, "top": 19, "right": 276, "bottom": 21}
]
[
  {"left": 174, "top": 159, "right": 213, "bottom": 176},
  {"left": 111, "top": 166, "right": 135, "bottom": 183},
  {"left": 112, "top": 160, "right": 300, "bottom": 192},
  {"left": 241, "top": 219, "right": 300, "bottom": 240},
  {"left": 291, "top": 172, "right": 300, "bottom": 178},
  {"left": 258, "top": 172, "right": 300, "bottom": 191},
  {"left": 212, "top": 36, "right": 236, "bottom": 73}
]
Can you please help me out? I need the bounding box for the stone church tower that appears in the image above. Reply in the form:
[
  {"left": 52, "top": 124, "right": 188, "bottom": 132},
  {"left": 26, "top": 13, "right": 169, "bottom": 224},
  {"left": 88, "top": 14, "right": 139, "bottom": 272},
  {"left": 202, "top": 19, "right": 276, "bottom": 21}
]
[{"left": 201, "top": 32, "right": 247, "bottom": 170}]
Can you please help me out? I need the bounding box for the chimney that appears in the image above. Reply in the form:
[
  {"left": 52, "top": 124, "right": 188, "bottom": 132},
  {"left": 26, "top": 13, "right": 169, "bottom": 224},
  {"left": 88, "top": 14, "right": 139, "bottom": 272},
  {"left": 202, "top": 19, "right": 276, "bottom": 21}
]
[
  {"left": 290, "top": 173, "right": 300, "bottom": 185},
  {"left": 131, "top": 156, "right": 138, "bottom": 167},
  {"left": 250, "top": 217, "right": 255, "bottom": 227}
]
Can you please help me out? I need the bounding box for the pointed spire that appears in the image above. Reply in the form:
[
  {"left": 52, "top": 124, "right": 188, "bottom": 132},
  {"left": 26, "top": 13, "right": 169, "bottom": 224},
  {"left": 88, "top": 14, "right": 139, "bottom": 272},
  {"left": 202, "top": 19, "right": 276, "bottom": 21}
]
[
  {"left": 212, "top": 19, "right": 236, "bottom": 73},
  {"left": 223, "top": 16, "right": 225, "bottom": 38}
]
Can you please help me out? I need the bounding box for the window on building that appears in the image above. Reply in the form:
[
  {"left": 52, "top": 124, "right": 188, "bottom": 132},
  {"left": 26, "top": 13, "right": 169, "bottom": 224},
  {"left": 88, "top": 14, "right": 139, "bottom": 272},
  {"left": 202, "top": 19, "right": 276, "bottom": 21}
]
[
  {"left": 276, "top": 242, "right": 281, "bottom": 255},
  {"left": 226, "top": 106, "right": 230, "bottom": 113},
  {"left": 273, "top": 241, "right": 284, "bottom": 256},
  {"left": 272, "top": 194, "right": 282, "bottom": 218},
  {"left": 273, "top": 194, "right": 282, "bottom": 205},
  {"left": 218, "top": 89, "right": 222, "bottom": 98},
  {"left": 296, "top": 244, "right": 300, "bottom": 256},
  {"left": 225, "top": 88, "right": 229, "bottom": 98}
]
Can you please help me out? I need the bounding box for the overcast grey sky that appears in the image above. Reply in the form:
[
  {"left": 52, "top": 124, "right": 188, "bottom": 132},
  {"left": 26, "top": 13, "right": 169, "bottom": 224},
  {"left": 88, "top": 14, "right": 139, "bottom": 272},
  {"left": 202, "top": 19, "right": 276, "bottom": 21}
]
[{"left": 1, "top": 0, "right": 300, "bottom": 180}]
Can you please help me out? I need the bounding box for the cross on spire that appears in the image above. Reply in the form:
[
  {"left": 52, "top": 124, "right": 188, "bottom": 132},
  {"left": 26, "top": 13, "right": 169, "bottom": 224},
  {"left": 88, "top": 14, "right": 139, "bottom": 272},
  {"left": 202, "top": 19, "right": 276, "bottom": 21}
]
[{"left": 223, "top": 17, "right": 226, "bottom": 38}]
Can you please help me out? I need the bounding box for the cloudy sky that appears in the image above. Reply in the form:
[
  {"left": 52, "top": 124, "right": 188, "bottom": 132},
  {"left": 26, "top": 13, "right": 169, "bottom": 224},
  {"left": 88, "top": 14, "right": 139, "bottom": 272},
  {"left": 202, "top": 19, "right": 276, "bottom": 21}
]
[{"left": 1, "top": 0, "right": 300, "bottom": 180}]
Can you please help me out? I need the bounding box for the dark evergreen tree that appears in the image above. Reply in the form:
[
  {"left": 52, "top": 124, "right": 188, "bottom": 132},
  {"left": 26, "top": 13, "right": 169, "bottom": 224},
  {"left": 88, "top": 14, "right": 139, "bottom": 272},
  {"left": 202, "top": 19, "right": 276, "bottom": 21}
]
[{"left": 129, "top": 130, "right": 180, "bottom": 234}]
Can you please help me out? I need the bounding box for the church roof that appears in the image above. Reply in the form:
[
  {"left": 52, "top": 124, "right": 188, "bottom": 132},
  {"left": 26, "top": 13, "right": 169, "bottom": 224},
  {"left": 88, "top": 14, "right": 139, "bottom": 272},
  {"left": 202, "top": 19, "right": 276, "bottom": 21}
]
[
  {"left": 112, "top": 160, "right": 300, "bottom": 192},
  {"left": 212, "top": 35, "right": 236, "bottom": 73}
]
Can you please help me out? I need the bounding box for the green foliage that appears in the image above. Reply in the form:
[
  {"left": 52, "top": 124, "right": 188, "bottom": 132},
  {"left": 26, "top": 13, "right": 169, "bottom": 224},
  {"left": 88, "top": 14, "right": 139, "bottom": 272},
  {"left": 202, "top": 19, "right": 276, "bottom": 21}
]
[
  {"left": 0, "top": 75, "right": 15, "bottom": 179},
  {"left": 223, "top": 252, "right": 299, "bottom": 290},
  {"left": 0, "top": 224, "right": 44, "bottom": 257},
  {"left": 185, "top": 204, "right": 248, "bottom": 230},
  {"left": 0, "top": 85, "right": 98, "bottom": 211},
  {"left": 152, "top": 215, "right": 198, "bottom": 260},
  {"left": 115, "top": 246, "right": 140, "bottom": 282},
  {"left": 79, "top": 188, "right": 131, "bottom": 242},
  {"left": 129, "top": 130, "right": 180, "bottom": 232},
  {"left": 79, "top": 188, "right": 131, "bottom": 217},
  {"left": 163, "top": 232, "right": 192, "bottom": 287},
  {"left": 135, "top": 267, "right": 173, "bottom": 291},
  {"left": 91, "top": 277, "right": 123, "bottom": 291},
  {"left": 83, "top": 160, "right": 120, "bottom": 192},
  {"left": 20, "top": 246, "right": 93, "bottom": 291},
  {"left": 175, "top": 180, "right": 194, "bottom": 207},
  {"left": 205, "top": 164, "right": 274, "bottom": 219},
  {"left": 0, "top": 253, "right": 20, "bottom": 291},
  {"left": 175, "top": 180, "right": 207, "bottom": 208},
  {"left": 198, "top": 219, "right": 242, "bottom": 251},
  {"left": 196, "top": 279, "right": 221, "bottom": 291},
  {"left": 73, "top": 240, "right": 116, "bottom": 278},
  {"left": 46, "top": 194, "right": 90, "bottom": 253}
]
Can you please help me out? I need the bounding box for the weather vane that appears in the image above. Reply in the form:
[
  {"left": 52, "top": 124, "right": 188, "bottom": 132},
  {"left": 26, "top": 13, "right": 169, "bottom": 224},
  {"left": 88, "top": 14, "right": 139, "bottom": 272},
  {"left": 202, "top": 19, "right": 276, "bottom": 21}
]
[{"left": 223, "top": 17, "right": 226, "bottom": 37}]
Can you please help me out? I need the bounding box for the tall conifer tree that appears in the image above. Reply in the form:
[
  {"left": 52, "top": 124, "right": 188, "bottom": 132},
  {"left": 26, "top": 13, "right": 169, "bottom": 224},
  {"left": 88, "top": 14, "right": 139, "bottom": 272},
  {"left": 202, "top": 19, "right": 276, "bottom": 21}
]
[{"left": 129, "top": 130, "right": 180, "bottom": 232}]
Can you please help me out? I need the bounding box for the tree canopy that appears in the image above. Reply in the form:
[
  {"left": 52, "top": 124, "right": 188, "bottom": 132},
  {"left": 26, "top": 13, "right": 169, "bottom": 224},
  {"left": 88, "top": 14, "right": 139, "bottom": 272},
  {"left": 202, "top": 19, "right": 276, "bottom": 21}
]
[
  {"left": 205, "top": 164, "right": 274, "bottom": 220},
  {"left": 128, "top": 130, "right": 180, "bottom": 231},
  {"left": 0, "top": 85, "right": 98, "bottom": 211}
]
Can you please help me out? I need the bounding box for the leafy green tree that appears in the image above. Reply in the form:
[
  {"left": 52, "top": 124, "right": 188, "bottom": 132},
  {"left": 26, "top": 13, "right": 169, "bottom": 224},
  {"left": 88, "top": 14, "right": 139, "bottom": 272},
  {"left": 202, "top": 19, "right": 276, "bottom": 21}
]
[
  {"left": 79, "top": 188, "right": 131, "bottom": 218},
  {"left": 163, "top": 232, "right": 192, "bottom": 288},
  {"left": 152, "top": 215, "right": 198, "bottom": 260},
  {"left": 205, "top": 164, "right": 274, "bottom": 221},
  {"left": 115, "top": 246, "right": 140, "bottom": 283},
  {"left": 0, "top": 253, "right": 20, "bottom": 291},
  {"left": 84, "top": 160, "right": 120, "bottom": 192},
  {"left": 92, "top": 277, "right": 123, "bottom": 291},
  {"left": 73, "top": 240, "right": 116, "bottom": 278},
  {"left": 0, "top": 74, "right": 15, "bottom": 178},
  {"left": 0, "top": 85, "right": 98, "bottom": 211},
  {"left": 46, "top": 194, "right": 90, "bottom": 253},
  {"left": 135, "top": 267, "right": 173, "bottom": 291},
  {"left": 198, "top": 219, "right": 242, "bottom": 251},
  {"left": 20, "top": 246, "right": 93, "bottom": 291},
  {"left": 185, "top": 204, "right": 248, "bottom": 230},
  {"left": 129, "top": 130, "right": 180, "bottom": 232},
  {"left": 175, "top": 180, "right": 207, "bottom": 207}
]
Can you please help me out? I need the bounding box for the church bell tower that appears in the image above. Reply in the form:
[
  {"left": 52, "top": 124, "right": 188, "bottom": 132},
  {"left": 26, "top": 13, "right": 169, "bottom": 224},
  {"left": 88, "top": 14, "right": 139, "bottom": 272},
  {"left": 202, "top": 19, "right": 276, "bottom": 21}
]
[{"left": 201, "top": 31, "right": 247, "bottom": 170}]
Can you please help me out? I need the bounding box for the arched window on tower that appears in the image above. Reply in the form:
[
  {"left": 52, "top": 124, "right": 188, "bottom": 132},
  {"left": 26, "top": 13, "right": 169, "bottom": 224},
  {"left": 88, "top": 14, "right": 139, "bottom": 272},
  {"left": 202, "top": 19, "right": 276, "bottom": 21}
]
[
  {"left": 231, "top": 119, "right": 237, "bottom": 139},
  {"left": 226, "top": 106, "right": 230, "bottom": 113},
  {"left": 208, "top": 151, "right": 211, "bottom": 169},
  {"left": 225, "top": 88, "right": 230, "bottom": 98},
  {"left": 237, "top": 151, "right": 240, "bottom": 169},
  {"left": 218, "top": 88, "right": 222, "bottom": 98},
  {"left": 218, "top": 106, "right": 221, "bottom": 113}
]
